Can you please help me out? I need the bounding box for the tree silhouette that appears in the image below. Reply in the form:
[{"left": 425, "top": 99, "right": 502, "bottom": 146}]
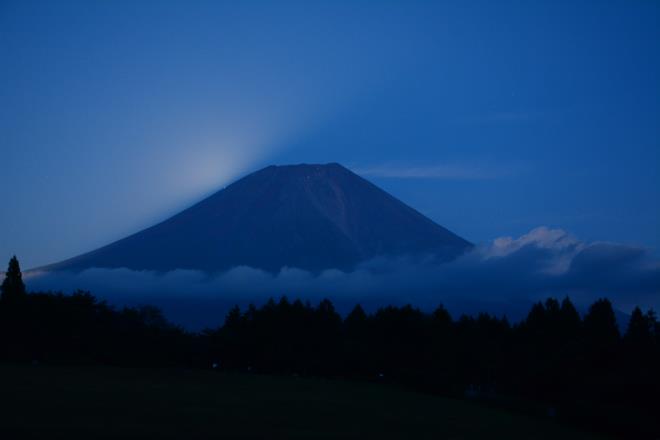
[
  {"left": 559, "top": 297, "right": 581, "bottom": 337},
  {"left": 345, "top": 304, "right": 368, "bottom": 336},
  {"left": 224, "top": 305, "right": 243, "bottom": 331},
  {"left": 583, "top": 298, "right": 620, "bottom": 348},
  {"left": 431, "top": 304, "right": 452, "bottom": 332},
  {"left": 524, "top": 301, "right": 547, "bottom": 336},
  {"left": 625, "top": 307, "right": 654, "bottom": 346},
  {"left": 582, "top": 297, "right": 621, "bottom": 390},
  {"left": 1, "top": 255, "right": 26, "bottom": 303}
]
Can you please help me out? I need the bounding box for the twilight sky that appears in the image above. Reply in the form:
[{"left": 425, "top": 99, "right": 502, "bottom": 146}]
[{"left": 1, "top": 0, "right": 659, "bottom": 269}]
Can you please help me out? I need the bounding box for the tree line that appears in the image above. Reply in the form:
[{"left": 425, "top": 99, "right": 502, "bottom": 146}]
[{"left": 1, "top": 256, "right": 658, "bottom": 437}]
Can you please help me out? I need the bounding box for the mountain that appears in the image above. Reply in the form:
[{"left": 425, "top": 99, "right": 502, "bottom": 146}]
[{"left": 43, "top": 163, "right": 472, "bottom": 273}]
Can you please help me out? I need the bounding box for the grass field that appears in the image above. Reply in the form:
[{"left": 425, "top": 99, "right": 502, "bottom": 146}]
[{"left": 0, "top": 364, "right": 607, "bottom": 439}]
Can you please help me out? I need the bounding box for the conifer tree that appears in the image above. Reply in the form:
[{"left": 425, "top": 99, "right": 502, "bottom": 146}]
[
  {"left": 1, "top": 256, "right": 26, "bottom": 303},
  {"left": 345, "top": 304, "right": 368, "bottom": 336},
  {"left": 624, "top": 307, "right": 654, "bottom": 347},
  {"left": 559, "top": 297, "right": 581, "bottom": 338},
  {"left": 584, "top": 298, "right": 620, "bottom": 349}
]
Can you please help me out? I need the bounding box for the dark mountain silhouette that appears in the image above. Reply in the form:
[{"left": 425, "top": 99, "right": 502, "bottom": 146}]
[{"left": 43, "top": 163, "right": 472, "bottom": 273}]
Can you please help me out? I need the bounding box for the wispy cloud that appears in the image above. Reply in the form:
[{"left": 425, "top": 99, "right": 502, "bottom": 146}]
[{"left": 351, "top": 162, "right": 518, "bottom": 180}]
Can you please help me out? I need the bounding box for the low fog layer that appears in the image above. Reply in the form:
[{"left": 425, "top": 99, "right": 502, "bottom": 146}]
[{"left": 26, "top": 227, "right": 660, "bottom": 329}]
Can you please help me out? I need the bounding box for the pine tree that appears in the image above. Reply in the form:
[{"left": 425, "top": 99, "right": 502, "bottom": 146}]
[
  {"left": 524, "top": 301, "right": 547, "bottom": 338},
  {"left": 432, "top": 304, "right": 452, "bottom": 329},
  {"left": 559, "top": 297, "right": 581, "bottom": 338},
  {"left": 1, "top": 256, "right": 26, "bottom": 303},
  {"left": 345, "top": 304, "right": 368, "bottom": 335},
  {"left": 583, "top": 298, "right": 620, "bottom": 349},
  {"left": 624, "top": 307, "right": 654, "bottom": 347},
  {"left": 224, "top": 305, "right": 243, "bottom": 330}
]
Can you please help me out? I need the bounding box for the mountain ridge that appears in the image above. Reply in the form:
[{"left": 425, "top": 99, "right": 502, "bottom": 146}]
[{"left": 42, "top": 163, "right": 472, "bottom": 273}]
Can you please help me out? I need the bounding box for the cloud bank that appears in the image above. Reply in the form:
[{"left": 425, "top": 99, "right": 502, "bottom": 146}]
[{"left": 25, "top": 227, "right": 660, "bottom": 329}]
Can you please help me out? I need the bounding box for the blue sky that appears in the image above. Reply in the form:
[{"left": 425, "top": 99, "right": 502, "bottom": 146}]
[{"left": 1, "top": 0, "right": 659, "bottom": 269}]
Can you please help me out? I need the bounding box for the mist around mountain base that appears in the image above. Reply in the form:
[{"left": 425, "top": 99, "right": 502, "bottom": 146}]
[{"left": 26, "top": 227, "right": 659, "bottom": 329}]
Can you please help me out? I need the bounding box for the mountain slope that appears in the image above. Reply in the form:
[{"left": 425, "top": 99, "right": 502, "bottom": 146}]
[{"left": 44, "top": 163, "right": 472, "bottom": 273}]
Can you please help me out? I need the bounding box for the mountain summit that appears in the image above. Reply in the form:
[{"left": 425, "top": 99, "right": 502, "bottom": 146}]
[{"left": 45, "top": 163, "right": 472, "bottom": 273}]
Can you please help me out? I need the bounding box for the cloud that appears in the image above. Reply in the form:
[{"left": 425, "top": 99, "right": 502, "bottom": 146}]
[
  {"left": 351, "top": 162, "right": 516, "bottom": 180},
  {"left": 24, "top": 227, "right": 660, "bottom": 329}
]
